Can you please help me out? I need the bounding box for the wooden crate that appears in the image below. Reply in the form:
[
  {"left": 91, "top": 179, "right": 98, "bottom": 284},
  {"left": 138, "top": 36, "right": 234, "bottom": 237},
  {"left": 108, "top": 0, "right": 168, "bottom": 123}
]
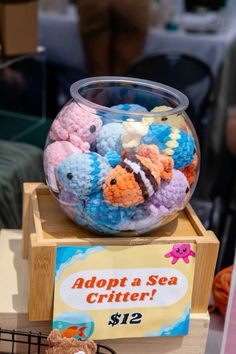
[
  {"left": 23, "top": 183, "right": 219, "bottom": 321},
  {"left": 0, "top": 229, "right": 210, "bottom": 354}
]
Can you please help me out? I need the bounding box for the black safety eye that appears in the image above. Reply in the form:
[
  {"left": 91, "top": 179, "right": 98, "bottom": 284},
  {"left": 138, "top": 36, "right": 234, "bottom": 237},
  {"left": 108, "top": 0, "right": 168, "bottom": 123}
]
[
  {"left": 186, "top": 187, "right": 189, "bottom": 193},
  {"left": 161, "top": 117, "right": 168, "bottom": 121},
  {"left": 90, "top": 125, "right": 96, "bottom": 133},
  {"left": 183, "top": 248, "right": 187, "bottom": 252},
  {"left": 193, "top": 147, "right": 196, "bottom": 154},
  {"left": 67, "top": 173, "right": 73, "bottom": 180},
  {"left": 175, "top": 248, "right": 179, "bottom": 253},
  {"left": 110, "top": 179, "right": 117, "bottom": 185}
]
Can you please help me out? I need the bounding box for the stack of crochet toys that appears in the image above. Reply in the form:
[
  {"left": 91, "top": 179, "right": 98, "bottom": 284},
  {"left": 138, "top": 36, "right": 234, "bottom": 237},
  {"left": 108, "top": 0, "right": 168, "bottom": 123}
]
[{"left": 44, "top": 102, "right": 198, "bottom": 234}]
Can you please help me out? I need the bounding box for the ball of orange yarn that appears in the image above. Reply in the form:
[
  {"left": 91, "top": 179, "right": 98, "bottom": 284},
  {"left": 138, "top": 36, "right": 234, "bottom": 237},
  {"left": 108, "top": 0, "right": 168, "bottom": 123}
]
[{"left": 212, "top": 265, "right": 233, "bottom": 315}]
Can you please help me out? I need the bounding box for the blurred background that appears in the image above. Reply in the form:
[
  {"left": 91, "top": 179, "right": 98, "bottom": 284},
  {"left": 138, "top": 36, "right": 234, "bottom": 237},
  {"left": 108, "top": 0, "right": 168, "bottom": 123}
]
[{"left": 0, "top": 0, "right": 236, "bottom": 340}]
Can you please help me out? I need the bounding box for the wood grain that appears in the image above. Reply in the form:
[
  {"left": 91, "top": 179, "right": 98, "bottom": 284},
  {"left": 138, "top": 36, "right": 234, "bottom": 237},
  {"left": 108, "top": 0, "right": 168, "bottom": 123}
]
[{"left": 28, "top": 234, "right": 56, "bottom": 321}]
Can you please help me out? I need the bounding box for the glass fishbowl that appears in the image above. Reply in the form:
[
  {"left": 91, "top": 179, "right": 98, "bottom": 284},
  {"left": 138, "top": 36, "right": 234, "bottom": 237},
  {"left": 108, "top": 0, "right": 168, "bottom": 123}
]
[{"left": 44, "top": 77, "right": 200, "bottom": 235}]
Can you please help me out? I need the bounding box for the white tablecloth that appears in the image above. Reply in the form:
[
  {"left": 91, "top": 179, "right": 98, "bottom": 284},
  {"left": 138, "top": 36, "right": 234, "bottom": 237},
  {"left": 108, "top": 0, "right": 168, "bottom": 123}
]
[
  {"left": 38, "top": 5, "right": 236, "bottom": 76},
  {"left": 38, "top": 6, "right": 86, "bottom": 72},
  {"left": 143, "top": 27, "right": 234, "bottom": 76},
  {"left": 38, "top": 5, "right": 236, "bottom": 154}
]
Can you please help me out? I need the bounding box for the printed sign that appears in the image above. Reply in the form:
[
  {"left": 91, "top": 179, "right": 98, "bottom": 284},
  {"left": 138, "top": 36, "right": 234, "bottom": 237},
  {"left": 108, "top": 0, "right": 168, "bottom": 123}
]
[{"left": 53, "top": 244, "right": 196, "bottom": 340}]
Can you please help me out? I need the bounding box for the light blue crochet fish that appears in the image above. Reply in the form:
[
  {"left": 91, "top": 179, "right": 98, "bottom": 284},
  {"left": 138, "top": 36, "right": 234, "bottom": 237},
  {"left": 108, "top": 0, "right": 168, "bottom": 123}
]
[
  {"left": 142, "top": 124, "right": 196, "bottom": 169},
  {"left": 56, "top": 151, "right": 120, "bottom": 198},
  {"left": 96, "top": 122, "right": 124, "bottom": 156}
]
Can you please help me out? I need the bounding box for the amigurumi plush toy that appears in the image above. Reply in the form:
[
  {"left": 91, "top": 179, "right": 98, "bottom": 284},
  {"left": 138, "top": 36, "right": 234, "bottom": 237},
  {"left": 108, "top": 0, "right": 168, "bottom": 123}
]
[
  {"left": 119, "top": 203, "right": 169, "bottom": 231},
  {"left": 96, "top": 122, "right": 125, "bottom": 155},
  {"left": 56, "top": 151, "right": 120, "bottom": 198},
  {"left": 49, "top": 100, "right": 102, "bottom": 151},
  {"left": 103, "top": 144, "right": 173, "bottom": 207},
  {"left": 180, "top": 155, "right": 199, "bottom": 185},
  {"left": 121, "top": 120, "right": 149, "bottom": 149},
  {"left": 83, "top": 191, "right": 132, "bottom": 234},
  {"left": 150, "top": 169, "right": 190, "bottom": 211},
  {"left": 44, "top": 141, "right": 81, "bottom": 192},
  {"left": 142, "top": 105, "right": 189, "bottom": 131},
  {"left": 46, "top": 329, "right": 97, "bottom": 354},
  {"left": 141, "top": 124, "right": 196, "bottom": 169},
  {"left": 103, "top": 103, "right": 148, "bottom": 123}
]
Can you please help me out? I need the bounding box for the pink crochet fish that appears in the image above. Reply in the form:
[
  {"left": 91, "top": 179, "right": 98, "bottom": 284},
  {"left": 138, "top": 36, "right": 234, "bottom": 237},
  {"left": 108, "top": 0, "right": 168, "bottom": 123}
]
[{"left": 49, "top": 100, "right": 102, "bottom": 151}]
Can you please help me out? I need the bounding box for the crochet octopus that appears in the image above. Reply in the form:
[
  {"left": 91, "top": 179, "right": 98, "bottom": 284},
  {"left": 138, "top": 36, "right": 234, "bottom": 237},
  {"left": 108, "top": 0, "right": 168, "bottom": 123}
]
[
  {"left": 165, "top": 243, "right": 196, "bottom": 264},
  {"left": 49, "top": 100, "right": 102, "bottom": 151},
  {"left": 103, "top": 144, "right": 173, "bottom": 207}
]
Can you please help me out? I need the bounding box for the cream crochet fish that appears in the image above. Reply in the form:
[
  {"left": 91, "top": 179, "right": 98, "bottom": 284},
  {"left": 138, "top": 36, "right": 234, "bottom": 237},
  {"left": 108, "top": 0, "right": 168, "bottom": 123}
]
[{"left": 143, "top": 105, "right": 189, "bottom": 132}]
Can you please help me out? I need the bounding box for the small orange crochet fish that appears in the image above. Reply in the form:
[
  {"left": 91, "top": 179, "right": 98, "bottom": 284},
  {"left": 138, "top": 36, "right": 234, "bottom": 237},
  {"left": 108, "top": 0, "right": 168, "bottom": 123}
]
[
  {"left": 103, "top": 144, "right": 173, "bottom": 207},
  {"left": 61, "top": 325, "right": 87, "bottom": 339}
]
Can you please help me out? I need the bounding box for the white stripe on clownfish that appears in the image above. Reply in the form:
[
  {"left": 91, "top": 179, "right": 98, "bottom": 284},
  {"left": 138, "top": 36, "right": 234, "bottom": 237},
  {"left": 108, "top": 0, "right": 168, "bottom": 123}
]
[{"left": 123, "top": 158, "right": 155, "bottom": 197}]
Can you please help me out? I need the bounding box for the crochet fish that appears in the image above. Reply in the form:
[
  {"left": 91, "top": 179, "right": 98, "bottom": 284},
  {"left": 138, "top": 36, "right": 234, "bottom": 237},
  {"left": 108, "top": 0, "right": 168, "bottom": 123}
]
[
  {"left": 142, "top": 105, "right": 188, "bottom": 132},
  {"left": 96, "top": 122, "right": 125, "bottom": 155},
  {"left": 56, "top": 151, "right": 120, "bottom": 198},
  {"left": 83, "top": 191, "right": 133, "bottom": 234},
  {"left": 141, "top": 124, "right": 196, "bottom": 169},
  {"left": 103, "top": 144, "right": 173, "bottom": 207},
  {"left": 150, "top": 169, "right": 190, "bottom": 211},
  {"left": 103, "top": 103, "right": 148, "bottom": 123}
]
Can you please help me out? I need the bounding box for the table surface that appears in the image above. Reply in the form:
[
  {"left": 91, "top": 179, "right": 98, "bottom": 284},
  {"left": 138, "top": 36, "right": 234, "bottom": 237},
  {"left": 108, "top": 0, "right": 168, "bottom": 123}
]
[{"left": 39, "top": 5, "right": 236, "bottom": 76}]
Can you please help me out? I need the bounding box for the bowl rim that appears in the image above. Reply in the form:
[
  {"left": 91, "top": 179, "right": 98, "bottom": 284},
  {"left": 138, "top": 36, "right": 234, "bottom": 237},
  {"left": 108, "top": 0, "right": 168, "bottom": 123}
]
[{"left": 70, "top": 76, "right": 189, "bottom": 118}]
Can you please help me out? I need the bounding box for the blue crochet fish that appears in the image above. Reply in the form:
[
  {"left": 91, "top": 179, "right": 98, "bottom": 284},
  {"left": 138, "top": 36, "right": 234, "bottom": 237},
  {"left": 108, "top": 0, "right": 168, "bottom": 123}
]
[
  {"left": 84, "top": 191, "right": 133, "bottom": 233},
  {"left": 142, "top": 124, "right": 196, "bottom": 169},
  {"left": 102, "top": 103, "right": 148, "bottom": 123},
  {"left": 56, "top": 151, "right": 120, "bottom": 198}
]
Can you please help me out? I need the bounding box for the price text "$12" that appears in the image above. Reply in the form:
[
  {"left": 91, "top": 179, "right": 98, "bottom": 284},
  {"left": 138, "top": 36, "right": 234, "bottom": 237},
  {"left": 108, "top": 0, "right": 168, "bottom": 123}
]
[{"left": 108, "top": 312, "right": 142, "bottom": 327}]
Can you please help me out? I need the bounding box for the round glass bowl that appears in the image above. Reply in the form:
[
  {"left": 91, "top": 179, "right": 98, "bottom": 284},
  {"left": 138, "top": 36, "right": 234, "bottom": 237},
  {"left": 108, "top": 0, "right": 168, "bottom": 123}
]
[{"left": 44, "top": 77, "right": 200, "bottom": 235}]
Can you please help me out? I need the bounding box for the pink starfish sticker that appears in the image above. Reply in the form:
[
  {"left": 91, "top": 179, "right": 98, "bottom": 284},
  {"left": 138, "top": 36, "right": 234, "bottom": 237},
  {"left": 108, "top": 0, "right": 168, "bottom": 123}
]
[{"left": 165, "top": 243, "right": 195, "bottom": 264}]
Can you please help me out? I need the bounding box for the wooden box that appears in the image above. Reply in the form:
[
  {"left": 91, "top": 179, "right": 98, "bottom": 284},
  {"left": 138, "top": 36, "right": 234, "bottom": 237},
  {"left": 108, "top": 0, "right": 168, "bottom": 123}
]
[
  {"left": 0, "top": 0, "right": 38, "bottom": 56},
  {"left": 23, "top": 183, "right": 219, "bottom": 322}
]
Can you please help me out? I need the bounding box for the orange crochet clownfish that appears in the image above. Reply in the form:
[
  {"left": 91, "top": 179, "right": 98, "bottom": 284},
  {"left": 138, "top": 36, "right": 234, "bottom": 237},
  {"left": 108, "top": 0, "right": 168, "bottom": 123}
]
[{"left": 103, "top": 144, "right": 173, "bottom": 207}]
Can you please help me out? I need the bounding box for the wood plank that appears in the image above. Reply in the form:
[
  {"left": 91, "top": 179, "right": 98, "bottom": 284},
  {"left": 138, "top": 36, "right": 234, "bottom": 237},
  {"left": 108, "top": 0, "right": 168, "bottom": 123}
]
[
  {"left": 185, "top": 204, "right": 208, "bottom": 236},
  {"left": 191, "top": 231, "right": 219, "bottom": 312},
  {"left": 28, "top": 234, "right": 56, "bottom": 321},
  {"left": 31, "top": 190, "right": 45, "bottom": 240},
  {"left": 22, "top": 183, "right": 42, "bottom": 259}
]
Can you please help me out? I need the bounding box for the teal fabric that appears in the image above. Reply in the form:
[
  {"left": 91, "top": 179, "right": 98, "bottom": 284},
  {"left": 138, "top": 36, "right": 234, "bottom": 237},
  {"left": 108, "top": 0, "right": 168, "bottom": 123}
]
[{"left": 0, "top": 140, "right": 45, "bottom": 228}]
